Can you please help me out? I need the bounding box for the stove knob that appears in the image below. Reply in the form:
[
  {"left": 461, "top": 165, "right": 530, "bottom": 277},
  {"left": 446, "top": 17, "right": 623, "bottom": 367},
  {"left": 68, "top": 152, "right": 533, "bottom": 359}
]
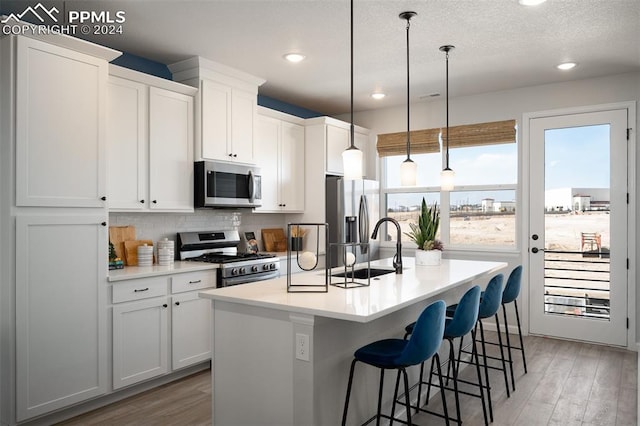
[
  {"left": 269, "top": 263, "right": 276, "bottom": 270},
  {"left": 231, "top": 268, "right": 238, "bottom": 276},
  {"left": 263, "top": 264, "right": 270, "bottom": 271},
  {"left": 239, "top": 267, "right": 247, "bottom": 274},
  {"left": 251, "top": 265, "right": 259, "bottom": 272}
]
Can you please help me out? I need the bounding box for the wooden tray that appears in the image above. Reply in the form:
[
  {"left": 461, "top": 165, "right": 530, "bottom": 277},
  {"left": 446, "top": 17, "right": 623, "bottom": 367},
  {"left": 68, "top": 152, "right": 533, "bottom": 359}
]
[
  {"left": 109, "top": 226, "right": 136, "bottom": 264},
  {"left": 261, "top": 228, "right": 287, "bottom": 252}
]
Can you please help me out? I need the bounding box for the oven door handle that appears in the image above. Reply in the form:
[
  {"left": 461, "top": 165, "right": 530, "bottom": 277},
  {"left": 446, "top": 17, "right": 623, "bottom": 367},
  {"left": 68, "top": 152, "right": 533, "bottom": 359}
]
[
  {"left": 247, "top": 170, "right": 255, "bottom": 202},
  {"left": 220, "top": 270, "right": 279, "bottom": 287}
]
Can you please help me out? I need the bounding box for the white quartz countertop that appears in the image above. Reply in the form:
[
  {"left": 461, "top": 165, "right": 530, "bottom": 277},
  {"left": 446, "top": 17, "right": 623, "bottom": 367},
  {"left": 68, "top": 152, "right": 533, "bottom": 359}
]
[
  {"left": 108, "top": 261, "right": 217, "bottom": 282},
  {"left": 199, "top": 257, "right": 507, "bottom": 322}
]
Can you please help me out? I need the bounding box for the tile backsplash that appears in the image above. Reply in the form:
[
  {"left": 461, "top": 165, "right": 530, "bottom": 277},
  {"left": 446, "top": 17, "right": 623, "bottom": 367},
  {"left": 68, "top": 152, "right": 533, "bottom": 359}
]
[{"left": 110, "top": 210, "right": 289, "bottom": 252}]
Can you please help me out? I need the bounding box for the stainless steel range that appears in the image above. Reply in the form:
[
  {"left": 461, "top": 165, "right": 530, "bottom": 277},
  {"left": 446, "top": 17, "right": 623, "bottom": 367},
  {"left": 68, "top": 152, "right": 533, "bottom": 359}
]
[{"left": 178, "top": 230, "right": 280, "bottom": 287}]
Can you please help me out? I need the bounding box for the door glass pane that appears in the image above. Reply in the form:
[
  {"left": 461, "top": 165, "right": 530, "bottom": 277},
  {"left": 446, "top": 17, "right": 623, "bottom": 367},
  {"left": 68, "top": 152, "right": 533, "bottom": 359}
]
[{"left": 543, "top": 125, "right": 611, "bottom": 320}]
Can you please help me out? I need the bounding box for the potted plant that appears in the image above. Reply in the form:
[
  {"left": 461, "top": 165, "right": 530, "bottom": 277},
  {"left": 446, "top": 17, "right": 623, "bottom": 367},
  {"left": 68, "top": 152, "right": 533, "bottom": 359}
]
[{"left": 405, "top": 198, "right": 443, "bottom": 266}]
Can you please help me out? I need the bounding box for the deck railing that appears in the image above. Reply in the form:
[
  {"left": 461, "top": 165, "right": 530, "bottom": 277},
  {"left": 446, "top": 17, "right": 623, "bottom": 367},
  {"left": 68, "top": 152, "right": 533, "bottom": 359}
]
[{"left": 543, "top": 249, "right": 610, "bottom": 320}]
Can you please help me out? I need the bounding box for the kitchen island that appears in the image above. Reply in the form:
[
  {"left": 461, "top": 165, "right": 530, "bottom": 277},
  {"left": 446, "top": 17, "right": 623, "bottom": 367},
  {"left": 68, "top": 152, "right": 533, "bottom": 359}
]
[{"left": 199, "top": 257, "right": 506, "bottom": 426}]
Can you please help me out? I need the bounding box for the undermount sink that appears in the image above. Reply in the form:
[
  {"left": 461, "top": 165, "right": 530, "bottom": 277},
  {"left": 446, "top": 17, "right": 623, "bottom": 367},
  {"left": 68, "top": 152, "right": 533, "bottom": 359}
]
[{"left": 331, "top": 267, "right": 396, "bottom": 279}]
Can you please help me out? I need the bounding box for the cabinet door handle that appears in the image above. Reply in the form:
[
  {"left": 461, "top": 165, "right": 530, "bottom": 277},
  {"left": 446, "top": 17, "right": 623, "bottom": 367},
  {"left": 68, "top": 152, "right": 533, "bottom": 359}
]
[
  {"left": 101, "top": 196, "right": 107, "bottom": 201},
  {"left": 140, "top": 199, "right": 145, "bottom": 204},
  {"left": 228, "top": 153, "right": 233, "bottom": 157},
  {"left": 233, "top": 154, "right": 237, "bottom": 157},
  {"left": 175, "top": 301, "right": 180, "bottom": 306},
  {"left": 162, "top": 304, "right": 168, "bottom": 308},
  {"left": 134, "top": 287, "right": 149, "bottom": 292},
  {"left": 101, "top": 222, "right": 107, "bottom": 226},
  {"left": 152, "top": 200, "right": 157, "bottom": 204},
  {"left": 189, "top": 280, "right": 202, "bottom": 284}
]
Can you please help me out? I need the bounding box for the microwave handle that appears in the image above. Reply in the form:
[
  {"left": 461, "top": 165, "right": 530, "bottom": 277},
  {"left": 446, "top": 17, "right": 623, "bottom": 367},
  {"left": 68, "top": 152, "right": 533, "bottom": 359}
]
[{"left": 248, "top": 170, "right": 255, "bottom": 202}]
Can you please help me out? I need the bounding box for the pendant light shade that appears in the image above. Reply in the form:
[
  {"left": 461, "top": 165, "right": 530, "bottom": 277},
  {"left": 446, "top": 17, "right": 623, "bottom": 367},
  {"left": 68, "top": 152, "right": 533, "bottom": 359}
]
[
  {"left": 440, "top": 44, "right": 455, "bottom": 191},
  {"left": 343, "top": 145, "right": 363, "bottom": 180},
  {"left": 399, "top": 11, "right": 417, "bottom": 186},
  {"left": 400, "top": 159, "right": 417, "bottom": 186},
  {"left": 342, "top": 0, "right": 363, "bottom": 180}
]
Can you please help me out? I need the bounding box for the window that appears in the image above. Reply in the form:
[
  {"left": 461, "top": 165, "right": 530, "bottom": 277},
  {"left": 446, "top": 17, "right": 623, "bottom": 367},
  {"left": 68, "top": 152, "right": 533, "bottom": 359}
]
[{"left": 380, "top": 120, "right": 518, "bottom": 250}]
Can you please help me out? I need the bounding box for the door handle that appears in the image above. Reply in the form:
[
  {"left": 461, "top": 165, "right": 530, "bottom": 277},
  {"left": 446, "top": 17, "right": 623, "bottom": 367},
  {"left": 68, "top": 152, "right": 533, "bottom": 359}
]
[
  {"left": 247, "top": 170, "right": 255, "bottom": 202},
  {"left": 359, "top": 195, "right": 369, "bottom": 254},
  {"left": 531, "top": 247, "right": 541, "bottom": 253}
]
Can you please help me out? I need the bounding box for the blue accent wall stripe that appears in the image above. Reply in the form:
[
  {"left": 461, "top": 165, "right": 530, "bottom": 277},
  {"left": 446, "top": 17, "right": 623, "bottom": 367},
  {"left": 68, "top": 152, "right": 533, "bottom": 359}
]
[{"left": 110, "top": 52, "right": 172, "bottom": 80}]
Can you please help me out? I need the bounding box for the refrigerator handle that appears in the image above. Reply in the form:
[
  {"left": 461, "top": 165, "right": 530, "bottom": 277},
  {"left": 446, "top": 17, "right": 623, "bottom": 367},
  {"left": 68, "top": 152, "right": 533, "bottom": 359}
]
[{"left": 359, "top": 195, "right": 369, "bottom": 253}]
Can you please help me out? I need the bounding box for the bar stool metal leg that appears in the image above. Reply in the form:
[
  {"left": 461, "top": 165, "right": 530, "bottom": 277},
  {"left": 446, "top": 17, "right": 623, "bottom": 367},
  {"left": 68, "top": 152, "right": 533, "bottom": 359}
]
[
  {"left": 514, "top": 299, "right": 528, "bottom": 373},
  {"left": 502, "top": 303, "right": 516, "bottom": 391}
]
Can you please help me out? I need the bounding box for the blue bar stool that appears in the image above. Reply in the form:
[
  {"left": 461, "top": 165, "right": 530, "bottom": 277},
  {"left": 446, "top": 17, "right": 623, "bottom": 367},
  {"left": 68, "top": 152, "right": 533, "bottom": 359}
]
[
  {"left": 474, "top": 267, "right": 526, "bottom": 393},
  {"left": 454, "top": 274, "right": 508, "bottom": 423},
  {"left": 341, "top": 300, "right": 447, "bottom": 426},
  {"left": 404, "top": 286, "right": 487, "bottom": 426},
  {"left": 501, "top": 265, "right": 527, "bottom": 390}
]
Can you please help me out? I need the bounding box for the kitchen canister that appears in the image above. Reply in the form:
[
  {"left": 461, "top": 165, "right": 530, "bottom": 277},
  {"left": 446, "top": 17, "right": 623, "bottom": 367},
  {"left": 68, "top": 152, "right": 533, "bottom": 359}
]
[
  {"left": 137, "top": 244, "right": 154, "bottom": 267},
  {"left": 157, "top": 238, "right": 175, "bottom": 266}
]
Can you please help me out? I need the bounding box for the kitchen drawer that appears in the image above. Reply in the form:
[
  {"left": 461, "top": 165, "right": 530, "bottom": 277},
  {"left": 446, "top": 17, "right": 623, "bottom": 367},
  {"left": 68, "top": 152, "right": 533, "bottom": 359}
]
[
  {"left": 112, "top": 276, "right": 168, "bottom": 303},
  {"left": 171, "top": 270, "right": 216, "bottom": 294}
]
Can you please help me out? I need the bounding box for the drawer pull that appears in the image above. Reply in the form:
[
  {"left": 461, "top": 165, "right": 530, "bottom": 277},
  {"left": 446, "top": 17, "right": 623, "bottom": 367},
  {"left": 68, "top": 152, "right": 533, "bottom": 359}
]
[
  {"left": 175, "top": 301, "right": 180, "bottom": 306},
  {"left": 134, "top": 288, "right": 149, "bottom": 292},
  {"left": 189, "top": 280, "right": 202, "bottom": 284}
]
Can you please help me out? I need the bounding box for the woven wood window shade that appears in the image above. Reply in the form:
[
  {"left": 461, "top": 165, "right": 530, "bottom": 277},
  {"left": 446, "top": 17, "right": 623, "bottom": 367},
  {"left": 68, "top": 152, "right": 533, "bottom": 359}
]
[
  {"left": 376, "top": 128, "right": 440, "bottom": 157},
  {"left": 442, "top": 119, "right": 516, "bottom": 148}
]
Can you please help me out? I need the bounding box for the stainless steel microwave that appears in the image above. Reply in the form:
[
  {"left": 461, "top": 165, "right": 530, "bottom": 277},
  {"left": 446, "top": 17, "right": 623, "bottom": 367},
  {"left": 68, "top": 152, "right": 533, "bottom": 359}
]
[{"left": 194, "top": 161, "right": 262, "bottom": 208}]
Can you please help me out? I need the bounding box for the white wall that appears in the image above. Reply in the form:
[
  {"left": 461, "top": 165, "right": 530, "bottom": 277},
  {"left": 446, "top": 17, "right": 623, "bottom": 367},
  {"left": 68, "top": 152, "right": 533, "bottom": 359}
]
[{"left": 347, "top": 71, "right": 640, "bottom": 343}]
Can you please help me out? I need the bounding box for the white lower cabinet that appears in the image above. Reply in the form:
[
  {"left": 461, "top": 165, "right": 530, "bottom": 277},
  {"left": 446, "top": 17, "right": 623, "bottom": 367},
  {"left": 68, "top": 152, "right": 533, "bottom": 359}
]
[
  {"left": 111, "top": 270, "right": 215, "bottom": 389},
  {"left": 172, "top": 292, "right": 212, "bottom": 370},
  {"left": 113, "top": 296, "right": 170, "bottom": 389},
  {"left": 16, "top": 216, "right": 108, "bottom": 421}
]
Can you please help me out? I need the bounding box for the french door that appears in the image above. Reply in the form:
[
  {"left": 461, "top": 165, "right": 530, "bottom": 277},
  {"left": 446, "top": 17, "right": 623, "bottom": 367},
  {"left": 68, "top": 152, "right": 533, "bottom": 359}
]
[{"left": 528, "top": 106, "right": 629, "bottom": 346}]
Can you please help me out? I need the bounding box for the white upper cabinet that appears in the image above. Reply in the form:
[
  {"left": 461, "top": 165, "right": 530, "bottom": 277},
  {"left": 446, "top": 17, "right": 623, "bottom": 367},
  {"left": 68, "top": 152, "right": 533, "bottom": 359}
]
[
  {"left": 15, "top": 36, "right": 109, "bottom": 207},
  {"left": 148, "top": 87, "right": 194, "bottom": 211},
  {"left": 168, "top": 56, "right": 265, "bottom": 164},
  {"left": 305, "top": 116, "right": 370, "bottom": 177},
  {"left": 254, "top": 109, "right": 305, "bottom": 213},
  {"left": 107, "top": 76, "right": 147, "bottom": 210},
  {"left": 106, "top": 66, "right": 196, "bottom": 212}
]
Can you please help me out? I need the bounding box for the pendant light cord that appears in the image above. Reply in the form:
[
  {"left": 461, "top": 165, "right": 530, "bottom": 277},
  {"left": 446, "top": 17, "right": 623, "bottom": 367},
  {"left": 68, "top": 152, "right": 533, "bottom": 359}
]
[
  {"left": 349, "top": 0, "right": 355, "bottom": 149},
  {"left": 445, "top": 48, "right": 450, "bottom": 169},
  {"left": 405, "top": 16, "right": 411, "bottom": 161}
]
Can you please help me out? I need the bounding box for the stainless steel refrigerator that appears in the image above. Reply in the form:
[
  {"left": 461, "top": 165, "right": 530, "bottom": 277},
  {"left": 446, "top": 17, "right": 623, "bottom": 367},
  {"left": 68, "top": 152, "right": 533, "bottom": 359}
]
[{"left": 325, "top": 176, "right": 380, "bottom": 268}]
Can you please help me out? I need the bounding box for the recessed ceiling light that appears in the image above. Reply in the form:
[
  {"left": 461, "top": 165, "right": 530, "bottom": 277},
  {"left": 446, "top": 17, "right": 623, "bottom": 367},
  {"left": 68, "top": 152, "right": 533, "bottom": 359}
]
[
  {"left": 518, "top": 0, "right": 547, "bottom": 5},
  {"left": 557, "top": 62, "right": 577, "bottom": 70},
  {"left": 371, "top": 93, "right": 386, "bottom": 100},
  {"left": 283, "top": 53, "right": 305, "bottom": 63}
]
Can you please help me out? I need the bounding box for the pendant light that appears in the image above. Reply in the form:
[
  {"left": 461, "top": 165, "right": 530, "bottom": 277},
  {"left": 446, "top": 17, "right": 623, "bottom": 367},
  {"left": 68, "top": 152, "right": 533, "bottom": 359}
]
[
  {"left": 342, "top": 0, "right": 363, "bottom": 180},
  {"left": 440, "top": 45, "right": 455, "bottom": 191},
  {"left": 399, "top": 11, "right": 417, "bottom": 186}
]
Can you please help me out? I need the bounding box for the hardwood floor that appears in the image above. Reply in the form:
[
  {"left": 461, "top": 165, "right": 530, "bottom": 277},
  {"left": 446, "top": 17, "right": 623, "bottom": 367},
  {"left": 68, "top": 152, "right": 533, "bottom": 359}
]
[{"left": 58, "top": 334, "right": 636, "bottom": 426}]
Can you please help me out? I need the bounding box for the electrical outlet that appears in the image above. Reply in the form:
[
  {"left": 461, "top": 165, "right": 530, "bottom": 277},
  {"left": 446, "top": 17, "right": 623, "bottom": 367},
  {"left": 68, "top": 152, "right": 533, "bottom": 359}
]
[{"left": 295, "top": 333, "right": 310, "bottom": 361}]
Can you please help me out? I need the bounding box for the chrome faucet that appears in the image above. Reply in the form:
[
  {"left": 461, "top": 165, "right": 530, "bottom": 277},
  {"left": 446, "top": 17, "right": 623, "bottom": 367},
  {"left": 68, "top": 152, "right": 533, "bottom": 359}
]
[{"left": 371, "top": 217, "right": 403, "bottom": 274}]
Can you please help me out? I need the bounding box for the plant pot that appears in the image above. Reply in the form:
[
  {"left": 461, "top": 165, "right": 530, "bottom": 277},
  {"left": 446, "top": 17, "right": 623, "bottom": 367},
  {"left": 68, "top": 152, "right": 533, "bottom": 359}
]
[{"left": 415, "top": 249, "right": 441, "bottom": 266}]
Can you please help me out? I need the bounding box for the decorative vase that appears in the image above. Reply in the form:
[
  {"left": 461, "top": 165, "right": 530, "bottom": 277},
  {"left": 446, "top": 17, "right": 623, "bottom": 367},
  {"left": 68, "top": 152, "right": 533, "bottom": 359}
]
[{"left": 415, "top": 249, "right": 441, "bottom": 266}]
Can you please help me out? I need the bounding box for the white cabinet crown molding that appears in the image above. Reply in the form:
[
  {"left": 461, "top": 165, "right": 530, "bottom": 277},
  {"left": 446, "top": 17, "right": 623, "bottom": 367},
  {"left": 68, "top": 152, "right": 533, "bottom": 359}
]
[
  {"left": 304, "top": 115, "right": 370, "bottom": 135},
  {"left": 1, "top": 27, "right": 121, "bottom": 61},
  {"left": 109, "top": 64, "right": 197, "bottom": 96},
  {"left": 168, "top": 56, "right": 265, "bottom": 92},
  {"left": 257, "top": 105, "right": 305, "bottom": 125}
]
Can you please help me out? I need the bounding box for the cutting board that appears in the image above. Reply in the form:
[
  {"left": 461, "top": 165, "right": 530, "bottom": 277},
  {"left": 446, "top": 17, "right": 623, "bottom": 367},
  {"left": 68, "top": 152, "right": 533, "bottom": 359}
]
[
  {"left": 109, "top": 226, "right": 136, "bottom": 264},
  {"left": 261, "top": 228, "right": 287, "bottom": 252},
  {"left": 124, "top": 240, "right": 154, "bottom": 266}
]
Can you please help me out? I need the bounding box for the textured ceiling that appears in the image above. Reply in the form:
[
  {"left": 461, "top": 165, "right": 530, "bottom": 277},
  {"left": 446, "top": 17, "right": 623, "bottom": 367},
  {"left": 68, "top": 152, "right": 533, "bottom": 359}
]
[{"left": 10, "top": 0, "right": 640, "bottom": 115}]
